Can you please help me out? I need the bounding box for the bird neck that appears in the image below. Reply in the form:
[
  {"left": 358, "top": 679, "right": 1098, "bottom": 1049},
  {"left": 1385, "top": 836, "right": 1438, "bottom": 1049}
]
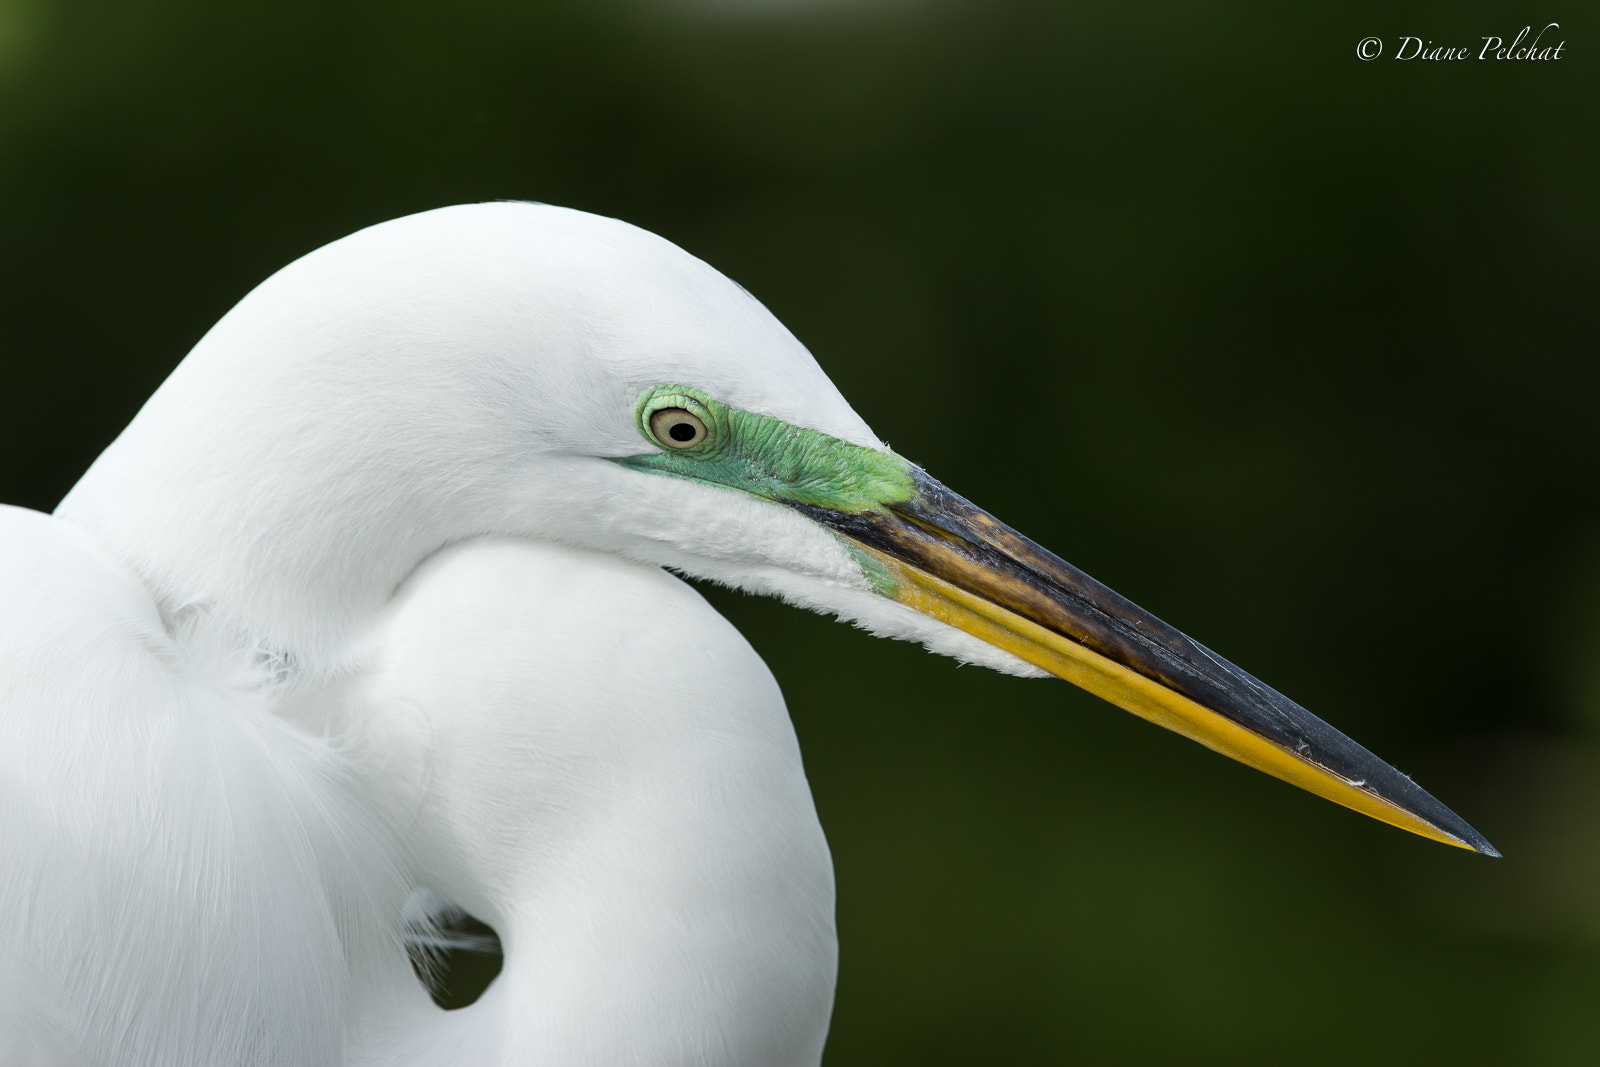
[
  {"left": 54, "top": 324, "right": 539, "bottom": 677},
  {"left": 348, "top": 540, "right": 838, "bottom": 1064}
]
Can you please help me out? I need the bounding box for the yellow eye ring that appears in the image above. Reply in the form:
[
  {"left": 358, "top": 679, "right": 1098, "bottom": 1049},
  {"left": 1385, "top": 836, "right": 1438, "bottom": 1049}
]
[{"left": 649, "top": 407, "right": 708, "bottom": 449}]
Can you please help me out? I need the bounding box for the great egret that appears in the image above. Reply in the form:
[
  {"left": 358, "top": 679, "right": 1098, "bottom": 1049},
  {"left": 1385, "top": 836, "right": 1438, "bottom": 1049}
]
[{"left": 0, "top": 203, "right": 1494, "bottom": 1065}]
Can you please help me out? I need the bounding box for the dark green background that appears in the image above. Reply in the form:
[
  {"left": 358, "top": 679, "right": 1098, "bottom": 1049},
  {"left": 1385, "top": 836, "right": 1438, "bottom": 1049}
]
[{"left": 2, "top": 1, "right": 1595, "bottom": 1062}]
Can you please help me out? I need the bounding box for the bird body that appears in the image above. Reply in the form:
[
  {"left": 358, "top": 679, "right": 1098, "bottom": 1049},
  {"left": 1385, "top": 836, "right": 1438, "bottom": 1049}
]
[
  {"left": 1, "top": 203, "right": 1493, "bottom": 1065},
  {"left": 0, "top": 515, "right": 834, "bottom": 1065},
  {"left": 0, "top": 503, "right": 406, "bottom": 1064}
]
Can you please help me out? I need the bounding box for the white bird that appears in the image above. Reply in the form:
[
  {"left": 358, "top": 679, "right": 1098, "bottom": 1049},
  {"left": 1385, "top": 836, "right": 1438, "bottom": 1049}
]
[{"left": 0, "top": 203, "right": 1494, "bottom": 1066}]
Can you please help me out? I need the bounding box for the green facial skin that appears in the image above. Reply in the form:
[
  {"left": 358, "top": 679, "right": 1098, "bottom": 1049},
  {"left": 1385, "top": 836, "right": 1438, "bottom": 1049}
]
[
  {"left": 617, "top": 386, "right": 914, "bottom": 513},
  {"left": 614, "top": 384, "right": 913, "bottom": 594}
]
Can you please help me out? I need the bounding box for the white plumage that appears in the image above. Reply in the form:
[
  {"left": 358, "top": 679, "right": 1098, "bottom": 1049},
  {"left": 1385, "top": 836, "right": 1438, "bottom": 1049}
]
[{"left": 1, "top": 204, "right": 1023, "bottom": 1065}]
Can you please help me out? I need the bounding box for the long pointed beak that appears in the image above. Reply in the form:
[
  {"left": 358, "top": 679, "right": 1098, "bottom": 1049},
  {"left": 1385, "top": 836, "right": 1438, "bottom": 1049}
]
[{"left": 792, "top": 468, "right": 1498, "bottom": 857}]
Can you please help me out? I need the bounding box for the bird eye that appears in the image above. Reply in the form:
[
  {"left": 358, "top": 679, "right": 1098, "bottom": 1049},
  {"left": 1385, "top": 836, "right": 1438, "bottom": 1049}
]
[{"left": 649, "top": 407, "right": 708, "bottom": 449}]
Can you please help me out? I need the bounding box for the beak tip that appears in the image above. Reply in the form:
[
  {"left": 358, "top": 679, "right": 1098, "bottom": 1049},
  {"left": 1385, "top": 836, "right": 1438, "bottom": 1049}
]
[{"left": 1436, "top": 815, "right": 1499, "bottom": 858}]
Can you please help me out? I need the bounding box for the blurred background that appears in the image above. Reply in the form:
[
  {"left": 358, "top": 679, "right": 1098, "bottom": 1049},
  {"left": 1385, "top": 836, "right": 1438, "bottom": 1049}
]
[{"left": 1, "top": 0, "right": 1595, "bottom": 1062}]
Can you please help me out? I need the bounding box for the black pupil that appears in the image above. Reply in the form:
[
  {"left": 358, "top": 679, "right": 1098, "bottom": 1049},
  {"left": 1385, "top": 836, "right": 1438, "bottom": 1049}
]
[{"left": 668, "top": 420, "right": 697, "bottom": 443}]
